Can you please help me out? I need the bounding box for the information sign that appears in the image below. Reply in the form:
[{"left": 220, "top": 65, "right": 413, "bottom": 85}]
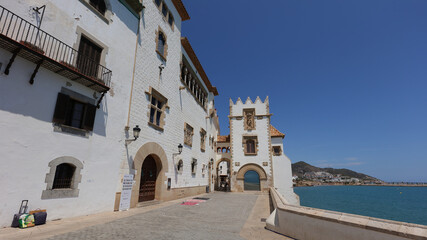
[{"left": 119, "top": 174, "right": 134, "bottom": 211}]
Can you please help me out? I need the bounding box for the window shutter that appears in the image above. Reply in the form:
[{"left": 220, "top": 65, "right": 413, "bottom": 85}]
[
  {"left": 82, "top": 103, "right": 96, "bottom": 131},
  {"left": 52, "top": 93, "right": 70, "bottom": 124}
]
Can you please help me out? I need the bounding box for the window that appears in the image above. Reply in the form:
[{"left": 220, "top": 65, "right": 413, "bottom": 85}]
[
  {"left": 184, "top": 123, "right": 194, "bottom": 147},
  {"left": 273, "top": 146, "right": 282, "bottom": 156},
  {"left": 200, "top": 128, "right": 206, "bottom": 152},
  {"left": 161, "top": 3, "right": 168, "bottom": 17},
  {"left": 153, "top": 0, "right": 174, "bottom": 28},
  {"left": 242, "top": 136, "right": 258, "bottom": 155},
  {"left": 42, "top": 157, "right": 83, "bottom": 199},
  {"left": 180, "top": 59, "right": 208, "bottom": 109},
  {"left": 89, "top": 0, "right": 106, "bottom": 15},
  {"left": 155, "top": 28, "right": 168, "bottom": 60},
  {"left": 52, "top": 92, "right": 97, "bottom": 132},
  {"left": 247, "top": 140, "right": 255, "bottom": 154},
  {"left": 176, "top": 159, "right": 183, "bottom": 174},
  {"left": 158, "top": 32, "right": 166, "bottom": 56},
  {"left": 168, "top": 13, "right": 174, "bottom": 26},
  {"left": 150, "top": 95, "right": 163, "bottom": 126},
  {"left": 191, "top": 159, "right": 197, "bottom": 175},
  {"left": 77, "top": 36, "right": 103, "bottom": 80},
  {"left": 147, "top": 87, "right": 167, "bottom": 130},
  {"left": 52, "top": 163, "right": 76, "bottom": 189}
]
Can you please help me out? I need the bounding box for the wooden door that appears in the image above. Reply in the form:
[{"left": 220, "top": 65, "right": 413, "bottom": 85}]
[
  {"left": 139, "top": 156, "right": 157, "bottom": 202},
  {"left": 77, "top": 36, "right": 102, "bottom": 79}
]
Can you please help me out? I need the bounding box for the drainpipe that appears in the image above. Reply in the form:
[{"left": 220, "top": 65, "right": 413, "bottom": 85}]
[{"left": 126, "top": 10, "right": 141, "bottom": 130}]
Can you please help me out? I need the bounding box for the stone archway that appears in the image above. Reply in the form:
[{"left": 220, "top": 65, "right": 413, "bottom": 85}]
[
  {"left": 131, "top": 142, "right": 168, "bottom": 207},
  {"left": 235, "top": 163, "right": 268, "bottom": 192},
  {"left": 215, "top": 158, "right": 231, "bottom": 191}
]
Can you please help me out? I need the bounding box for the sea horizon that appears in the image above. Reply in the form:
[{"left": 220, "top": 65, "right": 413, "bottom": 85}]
[{"left": 294, "top": 185, "right": 427, "bottom": 226}]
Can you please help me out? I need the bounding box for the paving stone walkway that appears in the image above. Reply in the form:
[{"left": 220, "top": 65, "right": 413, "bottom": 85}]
[{"left": 47, "top": 192, "right": 258, "bottom": 240}]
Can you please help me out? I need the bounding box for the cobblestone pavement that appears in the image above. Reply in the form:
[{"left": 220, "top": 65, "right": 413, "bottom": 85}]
[{"left": 47, "top": 192, "right": 258, "bottom": 240}]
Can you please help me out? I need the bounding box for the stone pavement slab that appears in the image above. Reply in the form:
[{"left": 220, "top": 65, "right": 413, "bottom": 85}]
[
  {"left": 0, "top": 192, "right": 289, "bottom": 240},
  {"left": 47, "top": 192, "right": 257, "bottom": 240}
]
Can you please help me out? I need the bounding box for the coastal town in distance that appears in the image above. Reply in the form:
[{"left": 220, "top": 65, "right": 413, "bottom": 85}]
[{"left": 291, "top": 161, "right": 427, "bottom": 187}]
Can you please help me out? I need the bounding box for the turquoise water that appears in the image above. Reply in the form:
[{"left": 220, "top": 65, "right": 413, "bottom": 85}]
[{"left": 294, "top": 185, "right": 427, "bottom": 225}]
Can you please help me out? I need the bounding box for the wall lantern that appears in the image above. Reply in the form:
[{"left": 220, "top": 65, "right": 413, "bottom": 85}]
[
  {"left": 178, "top": 143, "right": 183, "bottom": 154},
  {"left": 125, "top": 125, "right": 141, "bottom": 145}
]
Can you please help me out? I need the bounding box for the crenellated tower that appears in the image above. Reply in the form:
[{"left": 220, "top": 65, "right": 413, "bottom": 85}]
[{"left": 227, "top": 96, "right": 299, "bottom": 205}]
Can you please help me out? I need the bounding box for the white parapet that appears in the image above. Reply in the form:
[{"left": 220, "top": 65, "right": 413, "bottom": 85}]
[{"left": 266, "top": 187, "right": 427, "bottom": 240}]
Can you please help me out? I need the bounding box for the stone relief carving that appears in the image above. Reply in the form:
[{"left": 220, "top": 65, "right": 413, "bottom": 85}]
[
  {"left": 184, "top": 123, "right": 194, "bottom": 147},
  {"left": 244, "top": 108, "right": 255, "bottom": 130}
]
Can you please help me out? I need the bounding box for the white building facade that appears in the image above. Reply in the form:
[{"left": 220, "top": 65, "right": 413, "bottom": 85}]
[
  {"left": 113, "top": 0, "right": 220, "bottom": 208},
  {"left": 0, "top": 0, "right": 141, "bottom": 227},
  {"left": 0, "top": 0, "right": 297, "bottom": 228}
]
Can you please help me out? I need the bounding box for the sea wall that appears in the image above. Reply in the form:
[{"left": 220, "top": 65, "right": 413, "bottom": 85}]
[{"left": 266, "top": 187, "right": 427, "bottom": 240}]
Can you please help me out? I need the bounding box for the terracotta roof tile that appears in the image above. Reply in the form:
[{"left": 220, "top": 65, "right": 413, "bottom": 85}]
[{"left": 270, "top": 125, "right": 285, "bottom": 138}]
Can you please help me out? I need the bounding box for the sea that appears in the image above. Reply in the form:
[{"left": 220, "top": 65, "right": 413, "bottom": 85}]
[{"left": 294, "top": 185, "right": 427, "bottom": 226}]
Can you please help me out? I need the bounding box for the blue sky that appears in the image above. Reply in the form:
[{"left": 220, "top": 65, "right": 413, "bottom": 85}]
[{"left": 181, "top": 0, "right": 427, "bottom": 182}]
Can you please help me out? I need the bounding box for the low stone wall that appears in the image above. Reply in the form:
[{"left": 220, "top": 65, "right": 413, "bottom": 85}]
[{"left": 266, "top": 187, "right": 427, "bottom": 240}]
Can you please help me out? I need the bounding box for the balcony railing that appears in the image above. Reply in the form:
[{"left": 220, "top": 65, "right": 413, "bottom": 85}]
[{"left": 0, "top": 5, "right": 111, "bottom": 92}]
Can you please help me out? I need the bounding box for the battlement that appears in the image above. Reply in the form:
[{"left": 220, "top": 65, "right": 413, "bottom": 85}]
[
  {"left": 229, "top": 96, "right": 269, "bottom": 106},
  {"left": 229, "top": 96, "right": 270, "bottom": 116}
]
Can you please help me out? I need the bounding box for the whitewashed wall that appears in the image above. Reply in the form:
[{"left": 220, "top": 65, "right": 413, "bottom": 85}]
[
  {"left": 0, "top": 0, "right": 138, "bottom": 227},
  {"left": 271, "top": 137, "right": 300, "bottom": 205},
  {"left": 119, "top": 0, "right": 218, "bottom": 192}
]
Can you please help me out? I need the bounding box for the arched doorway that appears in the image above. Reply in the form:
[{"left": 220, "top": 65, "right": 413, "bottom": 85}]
[
  {"left": 139, "top": 155, "right": 158, "bottom": 202},
  {"left": 244, "top": 170, "right": 260, "bottom": 191},
  {"left": 129, "top": 142, "right": 168, "bottom": 208},
  {"left": 236, "top": 163, "right": 267, "bottom": 192}
]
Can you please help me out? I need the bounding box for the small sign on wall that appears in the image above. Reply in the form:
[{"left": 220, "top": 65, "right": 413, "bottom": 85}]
[{"left": 119, "top": 174, "right": 134, "bottom": 211}]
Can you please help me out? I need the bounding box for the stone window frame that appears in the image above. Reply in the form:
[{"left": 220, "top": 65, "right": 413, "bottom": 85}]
[
  {"left": 42, "top": 156, "right": 83, "bottom": 199},
  {"left": 273, "top": 146, "right": 282, "bottom": 156},
  {"left": 200, "top": 128, "right": 207, "bottom": 152},
  {"left": 242, "top": 135, "right": 259, "bottom": 156},
  {"left": 184, "top": 123, "right": 194, "bottom": 147},
  {"left": 73, "top": 26, "right": 109, "bottom": 69},
  {"left": 155, "top": 27, "right": 168, "bottom": 61},
  {"left": 243, "top": 108, "right": 256, "bottom": 130},
  {"left": 79, "top": 0, "right": 113, "bottom": 24},
  {"left": 153, "top": 0, "right": 175, "bottom": 30},
  {"left": 146, "top": 87, "right": 168, "bottom": 131}
]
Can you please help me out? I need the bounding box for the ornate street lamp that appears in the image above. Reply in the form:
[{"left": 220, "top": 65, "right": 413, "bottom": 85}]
[{"left": 125, "top": 125, "right": 141, "bottom": 145}]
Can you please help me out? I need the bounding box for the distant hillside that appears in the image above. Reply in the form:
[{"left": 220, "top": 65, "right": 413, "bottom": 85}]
[{"left": 292, "top": 161, "right": 380, "bottom": 181}]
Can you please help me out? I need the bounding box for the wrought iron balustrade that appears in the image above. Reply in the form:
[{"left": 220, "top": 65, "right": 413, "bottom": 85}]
[{"left": 0, "top": 5, "right": 111, "bottom": 91}]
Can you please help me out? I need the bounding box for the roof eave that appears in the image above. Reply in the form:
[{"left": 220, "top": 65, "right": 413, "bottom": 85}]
[
  {"left": 181, "top": 37, "right": 218, "bottom": 95},
  {"left": 172, "top": 0, "right": 190, "bottom": 21}
]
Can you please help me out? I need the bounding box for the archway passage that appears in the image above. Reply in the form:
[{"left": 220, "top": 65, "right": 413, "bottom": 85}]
[
  {"left": 139, "top": 155, "right": 158, "bottom": 202},
  {"left": 244, "top": 170, "right": 260, "bottom": 191},
  {"left": 215, "top": 158, "right": 231, "bottom": 192}
]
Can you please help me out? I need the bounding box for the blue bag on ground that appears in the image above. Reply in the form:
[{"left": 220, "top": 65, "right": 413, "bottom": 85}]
[{"left": 34, "top": 211, "right": 47, "bottom": 225}]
